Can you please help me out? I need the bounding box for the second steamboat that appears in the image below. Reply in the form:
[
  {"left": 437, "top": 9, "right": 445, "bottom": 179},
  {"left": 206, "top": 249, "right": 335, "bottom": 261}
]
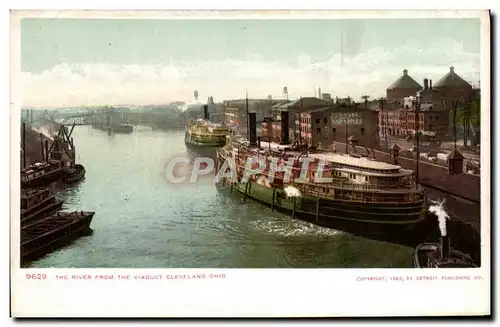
[{"left": 216, "top": 111, "right": 426, "bottom": 231}]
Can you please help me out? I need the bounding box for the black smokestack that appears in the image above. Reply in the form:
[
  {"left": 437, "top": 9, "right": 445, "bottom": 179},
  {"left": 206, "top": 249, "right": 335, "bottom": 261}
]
[
  {"left": 44, "top": 140, "right": 49, "bottom": 162},
  {"left": 440, "top": 235, "right": 451, "bottom": 262},
  {"left": 39, "top": 133, "right": 44, "bottom": 162},
  {"left": 424, "top": 78, "right": 429, "bottom": 90},
  {"left": 203, "top": 105, "right": 209, "bottom": 120},
  {"left": 22, "top": 122, "right": 26, "bottom": 168},
  {"left": 429, "top": 79, "right": 433, "bottom": 90},
  {"left": 248, "top": 112, "right": 257, "bottom": 146},
  {"left": 280, "top": 110, "right": 289, "bottom": 145}
]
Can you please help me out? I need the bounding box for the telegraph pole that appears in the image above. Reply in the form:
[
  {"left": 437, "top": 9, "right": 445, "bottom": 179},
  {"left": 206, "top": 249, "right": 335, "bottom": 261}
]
[{"left": 413, "top": 97, "right": 421, "bottom": 184}]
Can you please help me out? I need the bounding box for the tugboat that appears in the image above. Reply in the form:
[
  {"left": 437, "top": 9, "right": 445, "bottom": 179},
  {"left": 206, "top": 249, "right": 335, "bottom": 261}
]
[
  {"left": 21, "top": 188, "right": 63, "bottom": 224},
  {"left": 21, "top": 211, "right": 95, "bottom": 265},
  {"left": 185, "top": 104, "right": 229, "bottom": 147},
  {"left": 216, "top": 110, "right": 426, "bottom": 231},
  {"left": 413, "top": 235, "right": 476, "bottom": 268},
  {"left": 63, "top": 163, "right": 86, "bottom": 184}
]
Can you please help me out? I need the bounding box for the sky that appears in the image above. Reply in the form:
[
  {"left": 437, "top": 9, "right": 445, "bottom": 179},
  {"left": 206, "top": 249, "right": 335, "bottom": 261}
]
[{"left": 20, "top": 18, "right": 482, "bottom": 108}]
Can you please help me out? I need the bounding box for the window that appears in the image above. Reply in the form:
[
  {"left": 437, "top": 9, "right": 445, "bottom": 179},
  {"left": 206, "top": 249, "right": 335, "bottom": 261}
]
[
  {"left": 361, "top": 127, "right": 365, "bottom": 135},
  {"left": 316, "top": 119, "right": 320, "bottom": 124},
  {"left": 316, "top": 128, "right": 321, "bottom": 133},
  {"left": 324, "top": 117, "right": 328, "bottom": 124},
  {"left": 365, "top": 176, "right": 369, "bottom": 182}
]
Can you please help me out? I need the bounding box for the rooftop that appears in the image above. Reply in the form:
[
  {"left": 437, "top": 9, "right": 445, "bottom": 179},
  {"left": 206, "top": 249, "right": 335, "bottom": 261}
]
[
  {"left": 433, "top": 66, "right": 472, "bottom": 89},
  {"left": 387, "top": 69, "right": 423, "bottom": 90},
  {"left": 308, "top": 152, "right": 402, "bottom": 171}
]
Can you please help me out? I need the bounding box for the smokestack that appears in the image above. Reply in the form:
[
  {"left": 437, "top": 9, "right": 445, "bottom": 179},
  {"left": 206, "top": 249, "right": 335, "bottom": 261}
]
[
  {"left": 440, "top": 235, "right": 451, "bottom": 262},
  {"left": 45, "top": 140, "right": 49, "bottom": 162},
  {"left": 280, "top": 110, "right": 290, "bottom": 145},
  {"left": 203, "top": 105, "right": 209, "bottom": 120},
  {"left": 22, "top": 122, "right": 26, "bottom": 168},
  {"left": 424, "top": 78, "right": 429, "bottom": 90},
  {"left": 429, "top": 79, "right": 433, "bottom": 90},
  {"left": 39, "top": 133, "right": 44, "bottom": 162},
  {"left": 248, "top": 112, "right": 257, "bottom": 146}
]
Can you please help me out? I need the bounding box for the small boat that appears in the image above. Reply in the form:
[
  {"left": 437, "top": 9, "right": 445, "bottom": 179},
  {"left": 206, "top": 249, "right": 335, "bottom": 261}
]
[
  {"left": 21, "top": 211, "right": 95, "bottom": 265},
  {"left": 63, "top": 164, "right": 86, "bottom": 184},
  {"left": 21, "top": 160, "right": 65, "bottom": 189},
  {"left": 413, "top": 235, "right": 476, "bottom": 268},
  {"left": 21, "top": 188, "right": 63, "bottom": 225}
]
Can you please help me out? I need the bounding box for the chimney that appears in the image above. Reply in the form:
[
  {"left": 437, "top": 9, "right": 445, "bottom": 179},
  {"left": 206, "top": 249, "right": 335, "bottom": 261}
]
[
  {"left": 22, "top": 122, "right": 26, "bottom": 168},
  {"left": 440, "top": 235, "right": 451, "bottom": 262},
  {"left": 280, "top": 110, "right": 290, "bottom": 145},
  {"left": 429, "top": 79, "right": 433, "bottom": 90},
  {"left": 248, "top": 112, "right": 257, "bottom": 146},
  {"left": 424, "top": 78, "right": 429, "bottom": 90},
  {"left": 203, "top": 105, "right": 209, "bottom": 120}
]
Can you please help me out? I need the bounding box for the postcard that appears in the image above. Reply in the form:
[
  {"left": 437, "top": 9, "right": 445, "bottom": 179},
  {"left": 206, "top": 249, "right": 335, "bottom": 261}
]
[{"left": 10, "top": 9, "right": 491, "bottom": 317}]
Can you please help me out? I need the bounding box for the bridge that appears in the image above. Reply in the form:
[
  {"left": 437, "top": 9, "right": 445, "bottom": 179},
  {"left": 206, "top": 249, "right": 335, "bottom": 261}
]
[{"left": 59, "top": 108, "right": 184, "bottom": 127}]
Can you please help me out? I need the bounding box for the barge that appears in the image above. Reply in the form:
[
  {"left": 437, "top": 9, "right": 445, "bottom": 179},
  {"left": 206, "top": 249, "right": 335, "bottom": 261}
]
[{"left": 21, "top": 211, "right": 94, "bottom": 265}]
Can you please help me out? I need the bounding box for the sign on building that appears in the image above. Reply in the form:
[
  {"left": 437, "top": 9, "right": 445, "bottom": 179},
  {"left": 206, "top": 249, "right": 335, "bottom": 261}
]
[{"left": 331, "top": 112, "right": 363, "bottom": 125}]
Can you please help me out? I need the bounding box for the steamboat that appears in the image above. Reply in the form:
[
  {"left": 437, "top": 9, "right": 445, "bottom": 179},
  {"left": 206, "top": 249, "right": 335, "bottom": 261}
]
[
  {"left": 216, "top": 111, "right": 426, "bottom": 230},
  {"left": 185, "top": 104, "right": 229, "bottom": 148}
]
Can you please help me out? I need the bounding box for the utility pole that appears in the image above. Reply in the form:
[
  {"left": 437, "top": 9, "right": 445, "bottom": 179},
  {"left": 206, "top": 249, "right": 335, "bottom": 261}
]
[{"left": 413, "top": 96, "right": 421, "bottom": 184}]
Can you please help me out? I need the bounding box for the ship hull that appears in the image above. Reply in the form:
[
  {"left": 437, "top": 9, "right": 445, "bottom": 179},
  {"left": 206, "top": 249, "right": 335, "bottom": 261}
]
[
  {"left": 184, "top": 131, "right": 227, "bottom": 147},
  {"left": 220, "top": 178, "right": 426, "bottom": 231}
]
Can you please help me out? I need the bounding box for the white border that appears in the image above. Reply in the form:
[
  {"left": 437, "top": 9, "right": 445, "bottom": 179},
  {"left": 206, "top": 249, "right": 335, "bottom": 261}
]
[{"left": 8, "top": 8, "right": 491, "bottom": 318}]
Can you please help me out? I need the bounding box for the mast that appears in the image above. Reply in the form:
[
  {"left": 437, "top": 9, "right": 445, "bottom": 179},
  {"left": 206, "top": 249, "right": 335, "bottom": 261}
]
[{"left": 246, "top": 90, "right": 249, "bottom": 139}]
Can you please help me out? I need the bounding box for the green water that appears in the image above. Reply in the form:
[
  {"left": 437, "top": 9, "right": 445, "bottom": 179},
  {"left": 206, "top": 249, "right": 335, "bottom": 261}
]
[{"left": 30, "top": 125, "right": 415, "bottom": 268}]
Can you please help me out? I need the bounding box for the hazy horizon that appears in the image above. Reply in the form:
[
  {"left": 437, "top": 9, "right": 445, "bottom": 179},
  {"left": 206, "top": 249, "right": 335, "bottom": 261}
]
[{"left": 21, "top": 17, "right": 482, "bottom": 108}]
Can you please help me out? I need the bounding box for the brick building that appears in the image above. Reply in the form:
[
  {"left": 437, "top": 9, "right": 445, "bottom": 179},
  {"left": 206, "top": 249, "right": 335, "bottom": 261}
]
[
  {"left": 261, "top": 97, "right": 334, "bottom": 143},
  {"left": 297, "top": 103, "right": 379, "bottom": 150}
]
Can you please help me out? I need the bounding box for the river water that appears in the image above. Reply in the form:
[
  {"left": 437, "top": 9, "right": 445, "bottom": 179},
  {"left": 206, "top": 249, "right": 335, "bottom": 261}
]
[{"left": 29, "top": 126, "right": 480, "bottom": 268}]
